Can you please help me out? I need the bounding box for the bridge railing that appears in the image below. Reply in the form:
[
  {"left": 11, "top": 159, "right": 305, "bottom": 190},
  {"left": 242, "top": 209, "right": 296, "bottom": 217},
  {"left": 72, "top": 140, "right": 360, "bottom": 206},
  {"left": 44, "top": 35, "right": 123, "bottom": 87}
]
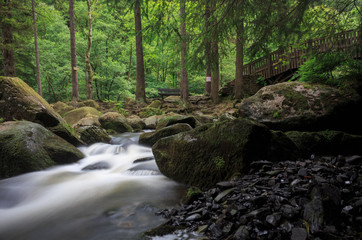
[{"left": 243, "top": 29, "right": 361, "bottom": 80}]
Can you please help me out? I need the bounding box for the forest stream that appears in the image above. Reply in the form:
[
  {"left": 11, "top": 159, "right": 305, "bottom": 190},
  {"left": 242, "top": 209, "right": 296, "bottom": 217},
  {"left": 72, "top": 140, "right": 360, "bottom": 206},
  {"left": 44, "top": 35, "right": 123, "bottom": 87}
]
[{"left": 0, "top": 132, "right": 197, "bottom": 240}]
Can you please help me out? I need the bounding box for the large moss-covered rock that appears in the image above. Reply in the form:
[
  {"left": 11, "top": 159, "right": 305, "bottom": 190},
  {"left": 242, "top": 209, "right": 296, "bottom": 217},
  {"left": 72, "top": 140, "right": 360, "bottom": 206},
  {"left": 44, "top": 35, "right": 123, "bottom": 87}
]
[
  {"left": 51, "top": 101, "right": 74, "bottom": 116},
  {"left": 0, "top": 77, "right": 83, "bottom": 145},
  {"left": 0, "top": 121, "right": 84, "bottom": 179},
  {"left": 139, "top": 123, "right": 193, "bottom": 147},
  {"left": 78, "top": 125, "right": 111, "bottom": 145},
  {"left": 127, "top": 115, "right": 146, "bottom": 131},
  {"left": 156, "top": 114, "right": 197, "bottom": 130},
  {"left": 77, "top": 99, "right": 101, "bottom": 110},
  {"left": 239, "top": 81, "right": 362, "bottom": 133},
  {"left": 63, "top": 107, "right": 100, "bottom": 126},
  {"left": 152, "top": 118, "right": 298, "bottom": 189},
  {"left": 286, "top": 130, "right": 362, "bottom": 157},
  {"left": 99, "top": 112, "right": 133, "bottom": 133}
]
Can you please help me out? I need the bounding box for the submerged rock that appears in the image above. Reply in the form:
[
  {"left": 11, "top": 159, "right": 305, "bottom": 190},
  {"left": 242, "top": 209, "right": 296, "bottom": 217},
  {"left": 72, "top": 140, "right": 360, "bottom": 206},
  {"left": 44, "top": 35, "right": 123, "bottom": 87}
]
[
  {"left": 0, "top": 77, "right": 83, "bottom": 145},
  {"left": 0, "top": 121, "right": 84, "bottom": 178},
  {"left": 152, "top": 118, "right": 298, "bottom": 188}
]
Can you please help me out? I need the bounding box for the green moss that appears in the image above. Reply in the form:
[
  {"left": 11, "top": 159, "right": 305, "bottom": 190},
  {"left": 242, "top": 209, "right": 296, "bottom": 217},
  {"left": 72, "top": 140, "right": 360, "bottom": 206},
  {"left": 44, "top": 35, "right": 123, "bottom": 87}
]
[
  {"left": 139, "top": 107, "right": 164, "bottom": 118},
  {"left": 0, "top": 118, "right": 4, "bottom": 124}
]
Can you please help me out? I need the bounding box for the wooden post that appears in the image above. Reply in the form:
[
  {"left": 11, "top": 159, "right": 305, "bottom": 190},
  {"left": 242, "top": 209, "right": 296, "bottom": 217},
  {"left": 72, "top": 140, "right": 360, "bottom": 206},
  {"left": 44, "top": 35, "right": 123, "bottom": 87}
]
[{"left": 267, "top": 54, "right": 272, "bottom": 79}]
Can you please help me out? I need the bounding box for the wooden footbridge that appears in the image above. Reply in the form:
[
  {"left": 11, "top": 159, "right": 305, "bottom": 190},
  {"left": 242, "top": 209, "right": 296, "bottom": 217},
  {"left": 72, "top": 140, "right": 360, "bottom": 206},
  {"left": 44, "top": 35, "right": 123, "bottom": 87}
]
[{"left": 243, "top": 29, "right": 361, "bottom": 82}]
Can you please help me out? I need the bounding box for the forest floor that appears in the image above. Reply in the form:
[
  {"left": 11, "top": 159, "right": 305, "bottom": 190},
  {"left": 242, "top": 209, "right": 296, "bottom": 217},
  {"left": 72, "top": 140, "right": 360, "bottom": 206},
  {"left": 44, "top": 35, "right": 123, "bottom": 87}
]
[{"left": 97, "top": 95, "right": 238, "bottom": 118}]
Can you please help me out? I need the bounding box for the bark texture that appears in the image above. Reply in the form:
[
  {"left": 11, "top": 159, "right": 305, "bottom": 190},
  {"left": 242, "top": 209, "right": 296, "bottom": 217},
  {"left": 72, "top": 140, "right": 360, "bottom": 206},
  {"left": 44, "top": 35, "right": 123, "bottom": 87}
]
[
  {"left": 1, "top": 0, "right": 16, "bottom": 77},
  {"left": 134, "top": 0, "right": 146, "bottom": 102},
  {"left": 85, "top": 0, "right": 96, "bottom": 100},
  {"left": 180, "top": 0, "right": 188, "bottom": 102},
  {"left": 234, "top": 17, "right": 244, "bottom": 99},
  {"left": 204, "top": 0, "right": 212, "bottom": 95},
  {"left": 69, "top": 0, "right": 79, "bottom": 102},
  {"left": 210, "top": 1, "right": 219, "bottom": 103},
  {"left": 32, "top": 0, "right": 42, "bottom": 96}
]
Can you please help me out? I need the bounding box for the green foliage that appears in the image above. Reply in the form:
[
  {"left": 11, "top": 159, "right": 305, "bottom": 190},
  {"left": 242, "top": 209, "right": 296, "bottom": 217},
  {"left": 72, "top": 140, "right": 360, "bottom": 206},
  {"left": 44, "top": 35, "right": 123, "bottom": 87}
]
[
  {"left": 256, "top": 76, "right": 267, "bottom": 86},
  {"left": 0, "top": 118, "right": 4, "bottom": 124},
  {"left": 294, "top": 52, "right": 362, "bottom": 87},
  {"left": 212, "top": 156, "right": 225, "bottom": 170}
]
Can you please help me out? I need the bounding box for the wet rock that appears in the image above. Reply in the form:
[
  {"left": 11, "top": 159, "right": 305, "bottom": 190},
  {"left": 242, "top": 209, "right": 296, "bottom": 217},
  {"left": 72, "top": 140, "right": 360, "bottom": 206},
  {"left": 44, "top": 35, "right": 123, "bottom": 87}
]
[
  {"left": 155, "top": 154, "right": 362, "bottom": 240},
  {"left": 291, "top": 227, "right": 307, "bottom": 240},
  {"left": 266, "top": 213, "right": 282, "bottom": 226},
  {"left": 0, "top": 121, "right": 84, "bottom": 178},
  {"left": 82, "top": 161, "right": 110, "bottom": 171},
  {"left": 139, "top": 123, "right": 192, "bottom": 147}
]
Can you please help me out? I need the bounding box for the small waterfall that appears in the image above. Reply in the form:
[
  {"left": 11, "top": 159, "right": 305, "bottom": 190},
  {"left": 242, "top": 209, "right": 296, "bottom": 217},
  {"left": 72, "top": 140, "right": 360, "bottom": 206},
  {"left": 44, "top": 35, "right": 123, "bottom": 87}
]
[{"left": 0, "top": 132, "right": 189, "bottom": 240}]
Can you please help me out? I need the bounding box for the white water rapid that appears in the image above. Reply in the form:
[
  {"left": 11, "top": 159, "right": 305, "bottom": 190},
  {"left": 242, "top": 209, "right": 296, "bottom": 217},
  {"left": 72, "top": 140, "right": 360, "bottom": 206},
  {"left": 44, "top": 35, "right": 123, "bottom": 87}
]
[{"left": 0, "top": 132, "right": 190, "bottom": 240}]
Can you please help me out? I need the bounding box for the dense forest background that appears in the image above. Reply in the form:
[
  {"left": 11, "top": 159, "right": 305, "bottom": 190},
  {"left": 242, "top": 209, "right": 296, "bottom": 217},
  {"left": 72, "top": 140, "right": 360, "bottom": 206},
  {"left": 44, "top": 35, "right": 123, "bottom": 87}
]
[{"left": 0, "top": 0, "right": 361, "bottom": 104}]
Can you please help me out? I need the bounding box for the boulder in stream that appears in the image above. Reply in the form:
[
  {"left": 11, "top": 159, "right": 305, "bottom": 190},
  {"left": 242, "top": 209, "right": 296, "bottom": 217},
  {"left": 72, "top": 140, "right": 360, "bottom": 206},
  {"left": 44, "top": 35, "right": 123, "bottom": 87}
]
[
  {"left": 139, "top": 123, "right": 193, "bottom": 147},
  {"left": 99, "top": 112, "right": 133, "bottom": 133},
  {"left": 152, "top": 118, "right": 298, "bottom": 188},
  {"left": 0, "top": 121, "right": 84, "bottom": 179}
]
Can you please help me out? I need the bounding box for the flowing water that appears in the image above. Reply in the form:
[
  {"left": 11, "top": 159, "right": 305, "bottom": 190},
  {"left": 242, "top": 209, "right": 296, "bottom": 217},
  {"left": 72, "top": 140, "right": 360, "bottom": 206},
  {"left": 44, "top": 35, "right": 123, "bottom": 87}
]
[{"left": 0, "top": 132, "right": 193, "bottom": 240}]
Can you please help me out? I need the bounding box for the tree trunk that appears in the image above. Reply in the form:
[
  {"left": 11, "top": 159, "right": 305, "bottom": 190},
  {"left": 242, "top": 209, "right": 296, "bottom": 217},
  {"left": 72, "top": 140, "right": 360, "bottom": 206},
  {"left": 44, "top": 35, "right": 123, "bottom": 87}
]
[
  {"left": 210, "top": 0, "right": 219, "bottom": 103},
  {"left": 69, "top": 0, "right": 79, "bottom": 102},
  {"left": 85, "top": 0, "right": 96, "bottom": 100},
  {"left": 180, "top": 0, "right": 188, "bottom": 102},
  {"left": 127, "top": 43, "right": 132, "bottom": 81},
  {"left": 134, "top": 0, "right": 146, "bottom": 102},
  {"left": 32, "top": 0, "right": 42, "bottom": 96},
  {"left": 204, "top": 0, "right": 211, "bottom": 95},
  {"left": 0, "top": 0, "right": 16, "bottom": 77},
  {"left": 234, "top": 17, "right": 244, "bottom": 99}
]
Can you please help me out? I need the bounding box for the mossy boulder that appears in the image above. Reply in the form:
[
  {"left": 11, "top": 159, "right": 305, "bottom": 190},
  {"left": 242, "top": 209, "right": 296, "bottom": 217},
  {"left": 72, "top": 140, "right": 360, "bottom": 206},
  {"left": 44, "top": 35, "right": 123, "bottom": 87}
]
[
  {"left": 77, "top": 99, "right": 101, "bottom": 110},
  {"left": 286, "top": 130, "right": 362, "bottom": 157},
  {"left": 239, "top": 81, "right": 362, "bottom": 133},
  {"left": 139, "top": 123, "right": 193, "bottom": 147},
  {"left": 138, "top": 107, "right": 164, "bottom": 118},
  {"left": 156, "top": 115, "right": 197, "bottom": 130},
  {"left": 152, "top": 118, "right": 298, "bottom": 189},
  {"left": 143, "top": 115, "right": 162, "bottom": 129},
  {"left": 148, "top": 100, "right": 162, "bottom": 109},
  {"left": 0, "top": 77, "right": 83, "bottom": 146},
  {"left": 63, "top": 107, "right": 100, "bottom": 127},
  {"left": 127, "top": 115, "right": 145, "bottom": 131},
  {"left": 78, "top": 125, "right": 111, "bottom": 145},
  {"left": 73, "top": 116, "right": 101, "bottom": 129},
  {"left": 51, "top": 101, "right": 74, "bottom": 116},
  {"left": 0, "top": 121, "right": 84, "bottom": 179},
  {"left": 99, "top": 112, "right": 133, "bottom": 133}
]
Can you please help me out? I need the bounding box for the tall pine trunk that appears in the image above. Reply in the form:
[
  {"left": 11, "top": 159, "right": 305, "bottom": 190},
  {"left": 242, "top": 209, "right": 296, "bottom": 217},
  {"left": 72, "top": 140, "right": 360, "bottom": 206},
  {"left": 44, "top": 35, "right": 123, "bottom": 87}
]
[
  {"left": 204, "top": 0, "right": 211, "bottom": 95},
  {"left": 234, "top": 18, "right": 244, "bottom": 99},
  {"left": 85, "top": 0, "right": 96, "bottom": 100},
  {"left": 180, "top": 0, "right": 188, "bottom": 102},
  {"left": 32, "top": 0, "right": 42, "bottom": 96},
  {"left": 134, "top": 0, "right": 146, "bottom": 102},
  {"left": 210, "top": 0, "right": 219, "bottom": 103},
  {"left": 69, "top": 0, "right": 79, "bottom": 102},
  {"left": 0, "top": 0, "right": 16, "bottom": 77}
]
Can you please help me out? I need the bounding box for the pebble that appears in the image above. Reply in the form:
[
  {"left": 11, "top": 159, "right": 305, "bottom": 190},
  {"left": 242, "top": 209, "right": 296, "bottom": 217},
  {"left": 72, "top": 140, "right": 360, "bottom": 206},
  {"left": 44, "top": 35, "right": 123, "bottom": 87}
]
[{"left": 156, "top": 155, "right": 362, "bottom": 239}]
